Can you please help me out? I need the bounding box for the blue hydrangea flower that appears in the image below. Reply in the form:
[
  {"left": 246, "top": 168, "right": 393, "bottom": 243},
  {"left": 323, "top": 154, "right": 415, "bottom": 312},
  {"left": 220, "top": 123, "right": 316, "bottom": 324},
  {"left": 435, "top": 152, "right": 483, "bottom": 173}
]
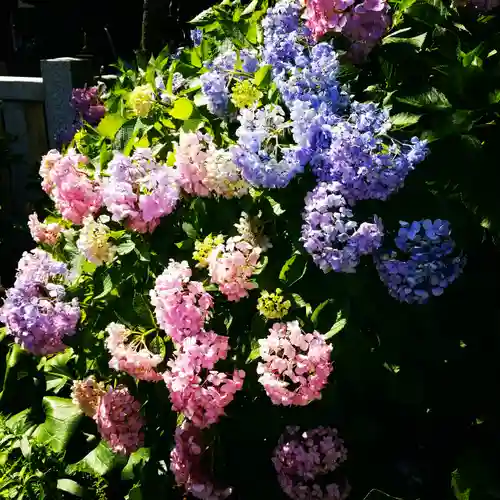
[
  {"left": 301, "top": 182, "right": 384, "bottom": 273},
  {"left": 375, "top": 219, "right": 466, "bottom": 304},
  {"left": 190, "top": 29, "right": 203, "bottom": 47},
  {"left": 232, "top": 104, "right": 304, "bottom": 188}
]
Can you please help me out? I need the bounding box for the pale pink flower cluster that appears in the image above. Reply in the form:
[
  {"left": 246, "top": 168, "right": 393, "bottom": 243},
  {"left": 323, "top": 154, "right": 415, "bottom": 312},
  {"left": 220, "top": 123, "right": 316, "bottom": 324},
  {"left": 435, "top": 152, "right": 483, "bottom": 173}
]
[
  {"left": 105, "top": 322, "right": 163, "bottom": 382},
  {"left": 257, "top": 321, "right": 333, "bottom": 406},
  {"left": 150, "top": 260, "right": 213, "bottom": 343},
  {"left": 71, "top": 376, "right": 105, "bottom": 417},
  {"left": 103, "top": 148, "right": 180, "bottom": 233},
  {"left": 76, "top": 216, "right": 116, "bottom": 266},
  {"left": 39, "top": 149, "right": 102, "bottom": 224},
  {"left": 176, "top": 131, "right": 211, "bottom": 196},
  {"left": 94, "top": 385, "right": 145, "bottom": 455},
  {"left": 27, "top": 213, "right": 63, "bottom": 245},
  {"left": 207, "top": 236, "right": 262, "bottom": 302},
  {"left": 304, "top": 0, "right": 390, "bottom": 57},
  {"left": 164, "top": 330, "right": 245, "bottom": 428},
  {"left": 170, "top": 421, "right": 232, "bottom": 500},
  {"left": 175, "top": 132, "right": 248, "bottom": 199},
  {"left": 273, "top": 426, "right": 349, "bottom": 500}
]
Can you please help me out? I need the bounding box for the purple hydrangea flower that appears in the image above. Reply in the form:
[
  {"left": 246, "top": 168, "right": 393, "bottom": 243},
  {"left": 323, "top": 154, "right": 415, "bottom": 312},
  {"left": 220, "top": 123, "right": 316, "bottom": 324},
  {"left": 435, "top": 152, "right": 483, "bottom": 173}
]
[
  {"left": 190, "top": 28, "right": 203, "bottom": 47},
  {"left": 301, "top": 182, "right": 384, "bottom": 273},
  {"left": 0, "top": 249, "right": 80, "bottom": 355}
]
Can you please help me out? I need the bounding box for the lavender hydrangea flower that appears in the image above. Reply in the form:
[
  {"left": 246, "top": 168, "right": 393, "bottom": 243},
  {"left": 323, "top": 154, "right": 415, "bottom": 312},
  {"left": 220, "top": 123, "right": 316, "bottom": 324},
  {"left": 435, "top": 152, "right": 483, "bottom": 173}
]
[
  {"left": 375, "top": 219, "right": 466, "bottom": 304},
  {"left": 0, "top": 249, "right": 80, "bottom": 355},
  {"left": 301, "top": 182, "right": 384, "bottom": 273},
  {"left": 232, "top": 104, "right": 304, "bottom": 188}
]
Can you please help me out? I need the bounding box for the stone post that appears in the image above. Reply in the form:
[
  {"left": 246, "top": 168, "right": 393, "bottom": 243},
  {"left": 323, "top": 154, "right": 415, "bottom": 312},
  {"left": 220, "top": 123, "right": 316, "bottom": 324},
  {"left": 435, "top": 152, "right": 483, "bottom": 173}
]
[{"left": 40, "top": 57, "right": 93, "bottom": 148}]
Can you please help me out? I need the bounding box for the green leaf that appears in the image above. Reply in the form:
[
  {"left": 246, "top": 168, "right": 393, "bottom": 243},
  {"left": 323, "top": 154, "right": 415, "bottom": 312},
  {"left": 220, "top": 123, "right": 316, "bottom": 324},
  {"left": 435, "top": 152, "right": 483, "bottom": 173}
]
[
  {"left": 20, "top": 436, "right": 31, "bottom": 458},
  {"left": 397, "top": 88, "right": 451, "bottom": 109},
  {"left": 253, "top": 65, "right": 272, "bottom": 88},
  {"left": 190, "top": 7, "right": 217, "bottom": 25},
  {"left": 126, "top": 484, "right": 142, "bottom": 500},
  {"left": 0, "top": 326, "right": 7, "bottom": 342},
  {"left": 34, "top": 397, "right": 82, "bottom": 453},
  {"left": 390, "top": 113, "right": 422, "bottom": 128},
  {"left": 0, "top": 344, "right": 23, "bottom": 402},
  {"left": 96, "top": 114, "right": 126, "bottom": 139},
  {"left": 311, "top": 300, "right": 333, "bottom": 327},
  {"left": 67, "top": 441, "right": 120, "bottom": 476},
  {"left": 121, "top": 448, "right": 151, "bottom": 480},
  {"left": 291, "top": 294, "right": 312, "bottom": 317},
  {"left": 182, "top": 117, "right": 205, "bottom": 133},
  {"left": 169, "top": 98, "right": 194, "bottom": 120},
  {"left": 324, "top": 311, "right": 347, "bottom": 340},
  {"left": 182, "top": 222, "right": 198, "bottom": 239},
  {"left": 383, "top": 32, "right": 427, "bottom": 49},
  {"left": 241, "top": 0, "right": 258, "bottom": 16},
  {"left": 57, "top": 479, "right": 83, "bottom": 497},
  {"left": 5, "top": 409, "right": 32, "bottom": 434},
  {"left": 116, "top": 240, "right": 136, "bottom": 255},
  {"left": 451, "top": 469, "right": 471, "bottom": 500},
  {"left": 246, "top": 339, "right": 261, "bottom": 363},
  {"left": 279, "top": 253, "right": 308, "bottom": 286},
  {"left": 94, "top": 273, "right": 113, "bottom": 300}
]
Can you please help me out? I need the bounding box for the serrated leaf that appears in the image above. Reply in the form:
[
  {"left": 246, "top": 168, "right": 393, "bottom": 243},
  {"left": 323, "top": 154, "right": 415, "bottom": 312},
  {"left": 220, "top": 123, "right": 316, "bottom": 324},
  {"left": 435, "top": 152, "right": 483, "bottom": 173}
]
[
  {"left": 241, "top": 0, "right": 259, "bottom": 16},
  {"left": 311, "top": 299, "right": 334, "bottom": 326},
  {"left": 126, "top": 485, "right": 142, "bottom": 500},
  {"left": 97, "top": 114, "right": 126, "bottom": 139},
  {"left": 122, "top": 448, "right": 151, "bottom": 480},
  {"left": 390, "top": 113, "right": 422, "bottom": 128},
  {"left": 246, "top": 338, "right": 261, "bottom": 363},
  {"left": 34, "top": 397, "right": 82, "bottom": 453},
  {"left": 94, "top": 274, "right": 113, "bottom": 300},
  {"left": 324, "top": 311, "right": 347, "bottom": 340},
  {"left": 190, "top": 7, "right": 217, "bottom": 25},
  {"left": 169, "top": 98, "right": 194, "bottom": 120},
  {"left": 5, "top": 409, "right": 32, "bottom": 434},
  {"left": 116, "top": 240, "right": 136, "bottom": 255},
  {"left": 397, "top": 88, "right": 451, "bottom": 109},
  {"left": 182, "top": 222, "right": 198, "bottom": 239},
  {"left": 67, "top": 441, "right": 120, "bottom": 476},
  {"left": 57, "top": 479, "right": 83, "bottom": 497},
  {"left": 383, "top": 33, "right": 427, "bottom": 48}
]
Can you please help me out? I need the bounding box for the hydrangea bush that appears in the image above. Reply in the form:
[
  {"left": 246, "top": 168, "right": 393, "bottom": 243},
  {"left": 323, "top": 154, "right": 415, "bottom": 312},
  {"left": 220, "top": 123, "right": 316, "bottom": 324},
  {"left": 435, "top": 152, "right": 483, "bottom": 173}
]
[{"left": 1, "top": 0, "right": 500, "bottom": 498}]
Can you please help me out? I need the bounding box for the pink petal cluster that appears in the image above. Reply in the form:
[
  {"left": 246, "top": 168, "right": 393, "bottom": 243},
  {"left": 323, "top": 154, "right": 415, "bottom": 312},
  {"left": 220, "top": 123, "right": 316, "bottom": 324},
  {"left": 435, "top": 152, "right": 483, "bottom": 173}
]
[
  {"left": 207, "top": 236, "right": 262, "bottom": 302},
  {"left": 103, "top": 148, "right": 180, "bottom": 233},
  {"left": 164, "top": 330, "right": 245, "bottom": 428},
  {"left": 28, "top": 212, "right": 63, "bottom": 245},
  {"left": 105, "top": 322, "right": 163, "bottom": 382},
  {"left": 273, "top": 426, "right": 349, "bottom": 500},
  {"left": 39, "top": 149, "right": 102, "bottom": 224},
  {"left": 94, "top": 385, "right": 145, "bottom": 455},
  {"left": 71, "top": 376, "right": 105, "bottom": 417},
  {"left": 150, "top": 260, "right": 213, "bottom": 343},
  {"left": 175, "top": 131, "right": 211, "bottom": 196},
  {"left": 170, "top": 421, "right": 232, "bottom": 500},
  {"left": 304, "top": 0, "right": 390, "bottom": 57},
  {"left": 257, "top": 321, "right": 333, "bottom": 406}
]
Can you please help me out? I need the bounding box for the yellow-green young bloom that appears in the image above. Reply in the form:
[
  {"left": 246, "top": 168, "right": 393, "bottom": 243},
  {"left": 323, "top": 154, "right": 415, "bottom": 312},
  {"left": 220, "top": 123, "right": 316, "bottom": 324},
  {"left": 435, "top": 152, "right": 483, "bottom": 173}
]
[
  {"left": 129, "top": 84, "right": 155, "bottom": 117},
  {"left": 231, "top": 80, "right": 263, "bottom": 109},
  {"left": 257, "top": 289, "right": 291, "bottom": 320},
  {"left": 193, "top": 234, "right": 225, "bottom": 268}
]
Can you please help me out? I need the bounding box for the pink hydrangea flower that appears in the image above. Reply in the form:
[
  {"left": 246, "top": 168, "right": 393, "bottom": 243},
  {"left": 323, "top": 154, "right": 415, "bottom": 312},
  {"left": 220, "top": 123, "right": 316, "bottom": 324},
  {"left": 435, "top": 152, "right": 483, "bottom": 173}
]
[
  {"left": 273, "top": 425, "right": 350, "bottom": 500},
  {"left": 105, "top": 322, "right": 163, "bottom": 382},
  {"left": 39, "top": 149, "right": 102, "bottom": 225},
  {"left": 207, "top": 236, "right": 262, "bottom": 302},
  {"left": 94, "top": 385, "right": 145, "bottom": 455},
  {"left": 103, "top": 148, "right": 180, "bottom": 233},
  {"left": 28, "top": 213, "right": 62, "bottom": 245},
  {"left": 170, "top": 421, "right": 232, "bottom": 500},
  {"left": 175, "top": 131, "right": 211, "bottom": 196},
  {"left": 150, "top": 260, "right": 213, "bottom": 343},
  {"left": 304, "top": 0, "right": 390, "bottom": 57},
  {"left": 164, "top": 330, "right": 245, "bottom": 428},
  {"left": 257, "top": 321, "right": 333, "bottom": 406}
]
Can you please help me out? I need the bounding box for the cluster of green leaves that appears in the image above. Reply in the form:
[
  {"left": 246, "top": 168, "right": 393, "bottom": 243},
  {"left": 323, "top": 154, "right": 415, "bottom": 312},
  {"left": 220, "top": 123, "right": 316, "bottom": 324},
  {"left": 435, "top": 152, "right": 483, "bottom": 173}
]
[{"left": 1, "top": 0, "right": 500, "bottom": 499}]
